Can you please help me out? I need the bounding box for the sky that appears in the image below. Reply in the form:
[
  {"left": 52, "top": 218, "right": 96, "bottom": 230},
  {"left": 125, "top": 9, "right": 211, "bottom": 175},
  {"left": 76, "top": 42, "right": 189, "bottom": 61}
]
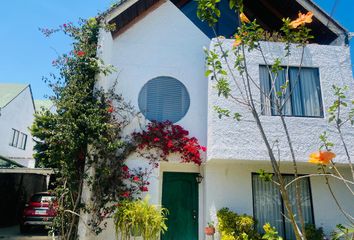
[{"left": 0, "top": 0, "right": 353, "bottom": 100}]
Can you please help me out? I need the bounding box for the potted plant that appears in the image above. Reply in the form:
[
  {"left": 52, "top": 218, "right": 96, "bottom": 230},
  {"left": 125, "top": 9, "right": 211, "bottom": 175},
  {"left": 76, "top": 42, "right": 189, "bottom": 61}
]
[
  {"left": 205, "top": 221, "right": 216, "bottom": 236},
  {"left": 114, "top": 196, "right": 168, "bottom": 240}
]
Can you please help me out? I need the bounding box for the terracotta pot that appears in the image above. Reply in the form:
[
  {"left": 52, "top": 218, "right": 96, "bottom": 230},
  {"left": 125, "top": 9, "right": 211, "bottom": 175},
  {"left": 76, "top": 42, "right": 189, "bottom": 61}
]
[{"left": 205, "top": 226, "right": 215, "bottom": 236}]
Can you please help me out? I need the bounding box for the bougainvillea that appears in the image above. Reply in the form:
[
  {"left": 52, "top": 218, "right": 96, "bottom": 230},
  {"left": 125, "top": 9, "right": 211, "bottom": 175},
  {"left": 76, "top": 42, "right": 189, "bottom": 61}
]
[
  {"left": 116, "top": 121, "right": 206, "bottom": 201},
  {"left": 119, "top": 164, "right": 152, "bottom": 199},
  {"left": 132, "top": 120, "right": 206, "bottom": 165}
]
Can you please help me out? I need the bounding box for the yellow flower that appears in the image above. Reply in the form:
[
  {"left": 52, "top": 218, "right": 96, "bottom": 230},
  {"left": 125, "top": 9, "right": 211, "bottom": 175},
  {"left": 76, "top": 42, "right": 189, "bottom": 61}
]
[
  {"left": 289, "top": 11, "right": 313, "bottom": 29},
  {"left": 233, "top": 35, "right": 242, "bottom": 47},
  {"left": 308, "top": 151, "right": 336, "bottom": 165},
  {"left": 240, "top": 12, "right": 250, "bottom": 23}
]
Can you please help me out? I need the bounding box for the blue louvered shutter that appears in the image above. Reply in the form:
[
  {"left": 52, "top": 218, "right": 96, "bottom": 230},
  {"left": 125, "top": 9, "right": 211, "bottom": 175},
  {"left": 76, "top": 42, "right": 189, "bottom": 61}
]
[{"left": 138, "top": 77, "right": 190, "bottom": 123}]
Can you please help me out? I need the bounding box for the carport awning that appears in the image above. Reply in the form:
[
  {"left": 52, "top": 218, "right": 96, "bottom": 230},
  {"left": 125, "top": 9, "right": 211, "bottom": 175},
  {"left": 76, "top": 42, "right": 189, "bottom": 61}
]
[
  {"left": 0, "top": 155, "right": 53, "bottom": 175},
  {"left": 0, "top": 168, "right": 53, "bottom": 175},
  {"left": 0, "top": 155, "right": 25, "bottom": 168}
]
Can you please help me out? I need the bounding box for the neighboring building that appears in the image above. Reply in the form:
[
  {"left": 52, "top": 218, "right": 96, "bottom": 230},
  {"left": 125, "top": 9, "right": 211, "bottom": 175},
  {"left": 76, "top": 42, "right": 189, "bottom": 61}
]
[
  {"left": 34, "top": 99, "right": 55, "bottom": 113},
  {"left": 0, "top": 88, "right": 53, "bottom": 227},
  {"left": 81, "top": 0, "right": 353, "bottom": 239},
  {"left": 0, "top": 84, "right": 36, "bottom": 168}
]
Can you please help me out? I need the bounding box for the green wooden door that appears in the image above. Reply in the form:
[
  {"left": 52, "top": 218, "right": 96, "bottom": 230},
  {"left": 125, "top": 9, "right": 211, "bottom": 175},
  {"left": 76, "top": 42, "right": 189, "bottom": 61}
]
[{"left": 161, "top": 172, "right": 199, "bottom": 240}]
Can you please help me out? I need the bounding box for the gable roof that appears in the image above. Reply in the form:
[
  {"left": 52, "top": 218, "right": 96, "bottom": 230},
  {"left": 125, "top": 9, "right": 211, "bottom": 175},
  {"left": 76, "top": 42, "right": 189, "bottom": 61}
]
[
  {"left": 102, "top": 0, "right": 161, "bottom": 37},
  {"left": 242, "top": 0, "right": 348, "bottom": 45},
  {"left": 34, "top": 99, "right": 53, "bottom": 112},
  {"left": 104, "top": 0, "right": 348, "bottom": 45},
  {"left": 0, "top": 83, "right": 28, "bottom": 108}
]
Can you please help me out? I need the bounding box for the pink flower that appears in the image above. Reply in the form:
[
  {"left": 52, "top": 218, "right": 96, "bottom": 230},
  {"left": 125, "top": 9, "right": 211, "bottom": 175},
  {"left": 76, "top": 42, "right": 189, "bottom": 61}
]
[
  {"left": 201, "top": 146, "right": 207, "bottom": 152},
  {"left": 122, "top": 165, "right": 129, "bottom": 172},
  {"left": 140, "top": 186, "right": 148, "bottom": 192},
  {"left": 153, "top": 137, "right": 160, "bottom": 142},
  {"left": 167, "top": 140, "right": 173, "bottom": 148},
  {"left": 133, "top": 176, "right": 140, "bottom": 182},
  {"left": 75, "top": 50, "right": 85, "bottom": 57},
  {"left": 121, "top": 191, "right": 130, "bottom": 198}
]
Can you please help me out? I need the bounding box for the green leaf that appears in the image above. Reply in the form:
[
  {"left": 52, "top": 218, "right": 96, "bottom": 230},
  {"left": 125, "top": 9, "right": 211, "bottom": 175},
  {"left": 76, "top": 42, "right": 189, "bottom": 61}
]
[
  {"left": 205, "top": 69, "right": 212, "bottom": 77},
  {"left": 215, "top": 78, "right": 231, "bottom": 98},
  {"left": 213, "top": 106, "right": 231, "bottom": 119},
  {"left": 233, "top": 113, "right": 242, "bottom": 121},
  {"left": 257, "top": 169, "right": 273, "bottom": 182}
]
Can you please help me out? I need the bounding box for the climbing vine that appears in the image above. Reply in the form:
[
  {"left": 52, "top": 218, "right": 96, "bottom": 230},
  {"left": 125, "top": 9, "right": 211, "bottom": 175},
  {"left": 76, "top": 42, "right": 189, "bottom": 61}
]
[{"left": 32, "top": 17, "right": 137, "bottom": 238}]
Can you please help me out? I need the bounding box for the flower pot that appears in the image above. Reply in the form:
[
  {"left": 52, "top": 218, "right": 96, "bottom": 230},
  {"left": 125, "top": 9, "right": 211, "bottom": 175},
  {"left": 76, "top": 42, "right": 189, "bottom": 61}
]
[{"left": 205, "top": 226, "right": 215, "bottom": 236}]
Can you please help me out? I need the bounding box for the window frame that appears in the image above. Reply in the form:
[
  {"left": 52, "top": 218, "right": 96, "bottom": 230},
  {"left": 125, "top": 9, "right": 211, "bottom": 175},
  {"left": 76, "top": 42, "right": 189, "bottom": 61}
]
[
  {"left": 251, "top": 173, "right": 315, "bottom": 239},
  {"left": 138, "top": 76, "right": 190, "bottom": 123},
  {"left": 9, "top": 129, "right": 27, "bottom": 150},
  {"left": 18, "top": 133, "right": 27, "bottom": 150},
  {"left": 10, "top": 129, "right": 20, "bottom": 147},
  {"left": 259, "top": 65, "right": 324, "bottom": 118}
]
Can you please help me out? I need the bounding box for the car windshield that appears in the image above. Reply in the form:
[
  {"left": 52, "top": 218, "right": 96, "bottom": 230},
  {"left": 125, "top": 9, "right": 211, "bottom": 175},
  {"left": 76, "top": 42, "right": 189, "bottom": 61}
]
[{"left": 30, "top": 194, "right": 56, "bottom": 203}]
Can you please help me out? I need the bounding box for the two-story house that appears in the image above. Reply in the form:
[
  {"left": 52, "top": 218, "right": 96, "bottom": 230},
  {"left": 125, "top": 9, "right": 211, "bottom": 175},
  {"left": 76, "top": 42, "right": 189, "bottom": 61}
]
[
  {"left": 81, "top": 0, "right": 354, "bottom": 239},
  {"left": 0, "top": 84, "right": 36, "bottom": 168}
]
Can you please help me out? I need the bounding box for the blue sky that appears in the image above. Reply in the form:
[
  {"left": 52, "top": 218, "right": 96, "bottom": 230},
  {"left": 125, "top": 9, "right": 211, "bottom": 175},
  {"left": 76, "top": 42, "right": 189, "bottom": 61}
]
[{"left": 0, "top": 1, "right": 353, "bottom": 99}]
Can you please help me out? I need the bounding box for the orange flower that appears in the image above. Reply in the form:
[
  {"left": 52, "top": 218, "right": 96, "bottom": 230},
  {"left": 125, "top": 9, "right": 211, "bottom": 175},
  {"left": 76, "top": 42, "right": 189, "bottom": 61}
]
[
  {"left": 289, "top": 11, "right": 313, "bottom": 29},
  {"left": 308, "top": 151, "right": 336, "bottom": 165},
  {"left": 240, "top": 12, "right": 250, "bottom": 23},
  {"left": 233, "top": 35, "right": 242, "bottom": 47}
]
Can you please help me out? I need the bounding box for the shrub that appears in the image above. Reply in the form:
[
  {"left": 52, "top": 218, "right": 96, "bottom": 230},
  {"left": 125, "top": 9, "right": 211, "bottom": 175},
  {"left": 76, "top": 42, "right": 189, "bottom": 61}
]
[
  {"left": 305, "top": 224, "right": 324, "bottom": 240},
  {"left": 331, "top": 224, "right": 354, "bottom": 240},
  {"left": 262, "top": 223, "right": 283, "bottom": 240},
  {"left": 217, "top": 208, "right": 261, "bottom": 240}
]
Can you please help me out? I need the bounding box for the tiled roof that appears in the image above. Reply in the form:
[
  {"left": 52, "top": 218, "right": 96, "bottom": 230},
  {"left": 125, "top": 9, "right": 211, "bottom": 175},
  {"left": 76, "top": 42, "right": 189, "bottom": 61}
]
[{"left": 0, "top": 83, "right": 28, "bottom": 108}]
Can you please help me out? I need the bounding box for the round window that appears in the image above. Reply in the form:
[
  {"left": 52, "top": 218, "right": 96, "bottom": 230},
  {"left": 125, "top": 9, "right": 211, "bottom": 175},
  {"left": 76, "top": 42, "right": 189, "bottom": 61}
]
[{"left": 138, "top": 76, "right": 190, "bottom": 123}]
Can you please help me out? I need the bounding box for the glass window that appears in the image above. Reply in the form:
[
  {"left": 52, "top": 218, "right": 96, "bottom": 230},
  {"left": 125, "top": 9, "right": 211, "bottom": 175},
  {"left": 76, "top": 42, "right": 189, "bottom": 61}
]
[
  {"left": 19, "top": 133, "right": 27, "bottom": 150},
  {"left": 252, "top": 174, "right": 314, "bottom": 240},
  {"left": 138, "top": 77, "right": 190, "bottom": 123},
  {"left": 10, "top": 129, "right": 20, "bottom": 147},
  {"left": 259, "top": 66, "right": 323, "bottom": 117},
  {"left": 10, "top": 129, "right": 27, "bottom": 150}
]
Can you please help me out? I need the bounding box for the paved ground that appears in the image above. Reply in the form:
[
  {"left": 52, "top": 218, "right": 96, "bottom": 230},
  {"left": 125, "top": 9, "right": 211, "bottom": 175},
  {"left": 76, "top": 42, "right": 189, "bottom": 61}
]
[{"left": 0, "top": 225, "right": 53, "bottom": 240}]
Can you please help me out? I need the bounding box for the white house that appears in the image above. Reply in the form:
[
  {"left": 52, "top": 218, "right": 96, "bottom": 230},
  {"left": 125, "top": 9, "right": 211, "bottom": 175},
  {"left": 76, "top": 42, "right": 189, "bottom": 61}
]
[
  {"left": 84, "top": 0, "right": 354, "bottom": 239},
  {"left": 0, "top": 84, "right": 36, "bottom": 168}
]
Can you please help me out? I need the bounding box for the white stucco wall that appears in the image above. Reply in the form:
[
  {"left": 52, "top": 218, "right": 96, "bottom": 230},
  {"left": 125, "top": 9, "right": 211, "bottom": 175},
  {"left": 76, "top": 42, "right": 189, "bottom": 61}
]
[
  {"left": 208, "top": 40, "right": 354, "bottom": 164},
  {"left": 97, "top": 0, "right": 210, "bottom": 146},
  {"left": 93, "top": 1, "right": 210, "bottom": 239},
  {"left": 204, "top": 161, "right": 354, "bottom": 238},
  {"left": 0, "top": 86, "right": 36, "bottom": 167},
  {"left": 92, "top": 2, "right": 354, "bottom": 240},
  {"left": 96, "top": 159, "right": 202, "bottom": 240}
]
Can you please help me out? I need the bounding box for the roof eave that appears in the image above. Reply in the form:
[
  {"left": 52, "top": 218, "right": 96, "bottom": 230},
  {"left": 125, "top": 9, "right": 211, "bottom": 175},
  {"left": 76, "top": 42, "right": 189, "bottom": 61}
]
[{"left": 296, "top": 0, "right": 349, "bottom": 42}]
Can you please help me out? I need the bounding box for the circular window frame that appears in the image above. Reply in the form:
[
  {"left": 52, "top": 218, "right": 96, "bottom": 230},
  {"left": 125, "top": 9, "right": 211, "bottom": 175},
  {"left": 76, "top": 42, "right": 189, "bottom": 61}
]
[{"left": 138, "top": 76, "right": 190, "bottom": 123}]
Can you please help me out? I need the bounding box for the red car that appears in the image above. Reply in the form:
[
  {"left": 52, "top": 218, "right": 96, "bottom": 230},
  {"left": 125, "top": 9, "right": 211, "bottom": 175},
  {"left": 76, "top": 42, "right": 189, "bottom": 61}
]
[{"left": 20, "top": 192, "right": 57, "bottom": 233}]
